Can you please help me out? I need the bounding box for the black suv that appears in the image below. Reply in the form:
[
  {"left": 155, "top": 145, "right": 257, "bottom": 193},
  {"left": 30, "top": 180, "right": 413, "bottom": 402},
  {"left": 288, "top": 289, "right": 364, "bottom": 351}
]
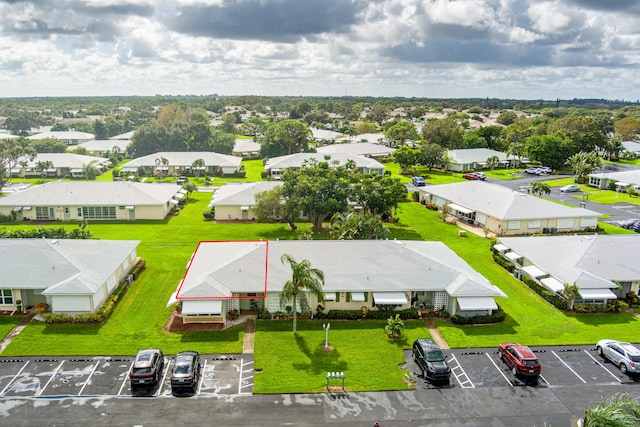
[
  {"left": 130, "top": 348, "right": 164, "bottom": 392},
  {"left": 412, "top": 338, "right": 451, "bottom": 384},
  {"left": 171, "top": 351, "right": 201, "bottom": 395}
]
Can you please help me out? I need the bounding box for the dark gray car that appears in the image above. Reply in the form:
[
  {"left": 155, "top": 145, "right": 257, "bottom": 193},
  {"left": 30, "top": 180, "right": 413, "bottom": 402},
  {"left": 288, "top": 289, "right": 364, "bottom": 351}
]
[{"left": 412, "top": 338, "right": 451, "bottom": 384}]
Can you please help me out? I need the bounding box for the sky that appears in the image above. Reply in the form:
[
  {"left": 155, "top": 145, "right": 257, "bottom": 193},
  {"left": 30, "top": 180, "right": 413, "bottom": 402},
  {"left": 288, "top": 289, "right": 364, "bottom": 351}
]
[{"left": 0, "top": 0, "right": 639, "bottom": 100}]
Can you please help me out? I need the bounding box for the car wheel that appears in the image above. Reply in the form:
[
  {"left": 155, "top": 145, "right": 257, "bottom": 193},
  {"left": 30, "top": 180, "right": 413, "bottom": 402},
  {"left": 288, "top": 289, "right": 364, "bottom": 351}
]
[
  {"left": 498, "top": 350, "right": 503, "bottom": 361},
  {"left": 620, "top": 363, "right": 628, "bottom": 374},
  {"left": 512, "top": 366, "right": 518, "bottom": 376},
  {"left": 596, "top": 346, "right": 603, "bottom": 357}
]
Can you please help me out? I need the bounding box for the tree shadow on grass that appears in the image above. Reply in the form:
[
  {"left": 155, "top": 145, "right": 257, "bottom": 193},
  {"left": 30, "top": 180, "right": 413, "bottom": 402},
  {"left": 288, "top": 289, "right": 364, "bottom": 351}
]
[{"left": 292, "top": 333, "right": 348, "bottom": 376}]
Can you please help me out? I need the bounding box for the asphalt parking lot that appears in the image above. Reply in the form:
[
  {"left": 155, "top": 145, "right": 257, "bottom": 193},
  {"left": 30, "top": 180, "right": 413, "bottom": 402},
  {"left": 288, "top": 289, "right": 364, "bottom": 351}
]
[
  {"left": 406, "top": 345, "right": 638, "bottom": 390},
  {"left": 0, "top": 354, "right": 254, "bottom": 398}
]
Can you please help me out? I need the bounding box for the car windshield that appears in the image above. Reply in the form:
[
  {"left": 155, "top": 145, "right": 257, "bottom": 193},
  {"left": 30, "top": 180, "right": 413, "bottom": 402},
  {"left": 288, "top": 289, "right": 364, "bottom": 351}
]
[
  {"left": 522, "top": 359, "right": 538, "bottom": 366},
  {"left": 425, "top": 350, "right": 445, "bottom": 362},
  {"left": 173, "top": 356, "right": 193, "bottom": 374}
]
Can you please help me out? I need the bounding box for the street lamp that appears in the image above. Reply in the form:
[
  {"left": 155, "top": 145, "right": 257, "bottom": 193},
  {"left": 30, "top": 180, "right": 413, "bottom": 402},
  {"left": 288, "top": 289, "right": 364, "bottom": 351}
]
[{"left": 322, "top": 323, "right": 331, "bottom": 348}]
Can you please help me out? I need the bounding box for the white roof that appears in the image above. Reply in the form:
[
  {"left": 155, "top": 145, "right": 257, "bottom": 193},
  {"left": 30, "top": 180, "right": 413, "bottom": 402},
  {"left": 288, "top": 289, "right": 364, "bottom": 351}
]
[
  {"left": 316, "top": 142, "right": 395, "bottom": 157},
  {"left": 76, "top": 139, "right": 130, "bottom": 152},
  {"left": 210, "top": 182, "right": 281, "bottom": 207},
  {"left": 447, "top": 148, "right": 524, "bottom": 164},
  {"left": 420, "top": 181, "right": 600, "bottom": 220},
  {"left": 20, "top": 153, "right": 109, "bottom": 170},
  {"left": 233, "top": 139, "right": 261, "bottom": 153},
  {"left": 265, "top": 153, "right": 385, "bottom": 172},
  {"left": 335, "top": 133, "right": 386, "bottom": 143},
  {"left": 176, "top": 240, "right": 506, "bottom": 302},
  {"left": 311, "top": 128, "right": 341, "bottom": 140},
  {"left": 109, "top": 131, "right": 136, "bottom": 140},
  {"left": 27, "top": 131, "right": 94, "bottom": 141},
  {"left": 0, "top": 181, "right": 181, "bottom": 208},
  {"left": 121, "top": 151, "right": 241, "bottom": 169},
  {"left": 588, "top": 169, "right": 640, "bottom": 188},
  {"left": 1, "top": 239, "right": 139, "bottom": 294}
]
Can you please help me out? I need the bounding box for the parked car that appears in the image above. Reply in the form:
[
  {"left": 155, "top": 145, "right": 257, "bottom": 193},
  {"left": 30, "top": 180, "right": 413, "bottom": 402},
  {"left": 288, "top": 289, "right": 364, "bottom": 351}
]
[
  {"left": 462, "top": 172, "right": 483, "bottom": 180},
  {"left": 524, "top": 167, "right": 540, "bottom": 174},
  {"left": 559, "top": 184, "right": 580, "bottom": 193},
  {"left": 176, "top": 176, "right": 188, "bottom": 185},
  {"left": 171, "top": 351, "right": 202, "bottom": 395},
  {"left": 130, "top": 348, "right": 165, "bottom": 392},
  {"left": 498, "top": 343, "right": 541, "bottom": 382},
  {"left": 412, "top": 338, "right": 451, "bottom": 384},
  {"left": 535, "top": 167, "right": 552, "bottom": 175},
  {"left": 596, "top": 339, "right": 640, "bottom": 375},
  {"left": 613, "top": 218, "right": 640, "bottom": 229},
  {"left": 474, "top": 172, "right": 487, "bottom": 180},
  {"left": 412, "top": 176, "right": 426, "bottom": 187}
]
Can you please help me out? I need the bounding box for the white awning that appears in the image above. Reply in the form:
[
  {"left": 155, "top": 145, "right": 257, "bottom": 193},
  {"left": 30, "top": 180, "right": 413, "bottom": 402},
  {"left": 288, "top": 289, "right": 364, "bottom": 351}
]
[
  {"left": 504, "top": 251, "right": 522, "bottom": 261},
  {"left": 493, "top": 243, "right": 509, "bottom": 252},
  {"left": 11, "top": 207, "right": 22, "bottom": 212},
  {"left": 182, "top": 300, "right": 223, "bottom": 315},
  {"left": 540, "top": 277, "right": 564, "bottom": 293},
  {"left": 240, "top": 206, "right": 249, "bottom": 211},
  {"left": 173, "top": 193, "right": 184, "bottom": 200},
  {"left": 10, "top": 168, "right": 21, "bottom": 173},
  {"left": 70, "top": 168, "right": 83, "bottom": 173},
  {"left": 166, "top": 291, "right": 178, "bottom": 308},
  {"left": 448, "top": 203, "right": 474, "bottom": 214},
  {"left": 125, "top": 205, "right": 134, "bottom": 210},
  {"left": 457, "top": 297, "right": 498, "bottom": 311},
  {"left": 23, "top": 206, "right": 31, "bottom": 210},
  {"left": 522, "top": 265, "right": 548, "bottom": 278},
  {"left": 168, "top": 199, "right": 178, "bottom": 205},
  {"left": 373, "top": 292, "right": 407, "bottom": 305},
  {"left": 579, "top": 288, "right": 618, "bottom": 300},
  {"left": 350, "top": 292, "right": 366, "bottom": 302},
  {"left": 323, "top": 292, "right": 336, "bottom": 301},
  {"left": 615, "top": 182, "right": 630, "bottom": 187},
  {"left": 46, "top": 168, "right": 56, "bottom": 172}
]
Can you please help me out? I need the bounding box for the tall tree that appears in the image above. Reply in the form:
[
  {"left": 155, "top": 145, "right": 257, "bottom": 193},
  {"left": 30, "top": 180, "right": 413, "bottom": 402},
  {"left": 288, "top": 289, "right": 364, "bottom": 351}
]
[
  {"left": 614, "top": 116, "right": 640, "bottom": 141},
  {"left": 329, "top": 212, "right": 390, "bottom": 240},
  {"left": 422, "top": 117, "right": 463, "bottom": 149},
  {"left": 240, "top": 117, "right": 264, "bottom": 141},
  {"left": 93, "top": 119, "right": 107, "bottom": 140},
  {"left": 485, "top": 155, "right": 500, "bottom": 171},
  {"left": 35, "top": 160, "right": 54, "bottom": 181},
  {"left": 210, "top": 130, "right": 236, "bottom": 155},
  {"left": 384, "top": 120, "right": 419, "bottom": 146},
  {"left": 0, "top": 138, "right": 37, "bottom": 186},
  {"left": 261, "top": 119, "right": 312, "bottom": 158},
  {"left": 529, "top": 182, "right": 550, "bottom": 198},
  {"left": 3, "top": 110, "right": 42, "bottom": 136},
  {"left": 368, "top": 103, "right": 389, "bottom": 125},
  {"left": 548, "top": 116, "right": 606, "bottom": 154},
  {"left": 191, "top": 158, "right": 205, "bottom": 178},
  {"left": 279, "top": 254, "right": 325, "bottom": 335},
  {"left": 186, "top": 109, "right": 212, "bottom": 151},
  {"left": 566, "top": 151, "right": 603, "bottom": 184},
  {"left": 83, "top": 159, "right": 101, "bottom": 180},
  {"left": 350, "top": 174, "right": 407, "bottom": 218},
  {"left": 524, "top": 133, "right": 574, "bottom": 170}
]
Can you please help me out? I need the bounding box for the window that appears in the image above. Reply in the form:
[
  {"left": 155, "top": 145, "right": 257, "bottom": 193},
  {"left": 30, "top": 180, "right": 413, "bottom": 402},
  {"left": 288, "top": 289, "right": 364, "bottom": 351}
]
[
  {"left": 0, "top": 289, "right": 14, "bottom": 305},
  {"left": 507, "top": 220, "right": 520, "bottom": 230},
  {"left": 527, "top": 219, "right": 540, "bottom": 229},
  {"left": 80, "top": 206, "right": 116, "bottom": 219},
  {"left": 35, "top": 206, "right": 50, "bottom": 220}
]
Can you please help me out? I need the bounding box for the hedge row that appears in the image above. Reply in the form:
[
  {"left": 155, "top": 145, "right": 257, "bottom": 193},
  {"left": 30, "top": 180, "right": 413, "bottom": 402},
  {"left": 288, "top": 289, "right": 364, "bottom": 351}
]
[
  {"left": 492, "top": 252, "right": 515, "bottom": 273},
  {"left": 451, "top": 309, "right": 506, "bottom": 325},
  {"left": 521, "top": 275, "right": 567, "bottom": 310},
  {"left": 323, "top": 308, "right": 420, "bottom": 321}
]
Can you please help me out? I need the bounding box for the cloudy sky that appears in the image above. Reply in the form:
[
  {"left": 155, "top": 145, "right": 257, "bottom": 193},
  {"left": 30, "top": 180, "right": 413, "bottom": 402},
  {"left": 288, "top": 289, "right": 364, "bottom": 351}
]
[{"left": 1, "top": 0, "right": 639, "bottom": 100}]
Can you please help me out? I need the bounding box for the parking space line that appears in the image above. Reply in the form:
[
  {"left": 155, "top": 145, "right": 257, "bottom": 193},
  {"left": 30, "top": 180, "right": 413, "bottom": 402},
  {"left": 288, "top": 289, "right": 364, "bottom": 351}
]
[
  {"left": 485, "top": 353, "right": 513, "bottom": 386},
  {"left": 117, "top": 360, "right": 134, "bottom": 396},
  {"left": 448, "top": 354, "right": 474, "bottom": 388},
  {"left": 539, "top": 374, "right": 551, "bottom": 386},
  {"left": 38, "top": 360, "right": 65, "bottom": 396},
  {"left": 155, "top": 357, "right": 170, "bottom": 397},
  {"left": 583, "top": 350, "right": 621, "bottom": 383},
  {"left": 78, "top": 361, "right": 101, "bottom": 396},
  {"left": 552, "top": 351, "right": 587, "bottom": 384},
  {"left": 0, "top": 360, "right": 29, "bottom": 396},
  {"left": 239, "top": 358, "right": 253, "bottom": 394},
  {"left": 197, "top": 359, "right": 207, "bottom": 395}
]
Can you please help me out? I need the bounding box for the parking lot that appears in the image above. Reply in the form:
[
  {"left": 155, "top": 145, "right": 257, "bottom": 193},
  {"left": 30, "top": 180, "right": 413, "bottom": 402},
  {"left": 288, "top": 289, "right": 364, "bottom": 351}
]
[
  {"left": 406, "top": 345, "right": 638, "bottom": 390},
  {"left": 0, "top": 354, "right": 254, "bottom": 398}
]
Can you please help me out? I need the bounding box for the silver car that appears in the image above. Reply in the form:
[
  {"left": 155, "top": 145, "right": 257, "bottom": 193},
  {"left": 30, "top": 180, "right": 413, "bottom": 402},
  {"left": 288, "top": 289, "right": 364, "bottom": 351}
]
[{"left": 596, "top": 339, "right": 640, "bottom": 375}]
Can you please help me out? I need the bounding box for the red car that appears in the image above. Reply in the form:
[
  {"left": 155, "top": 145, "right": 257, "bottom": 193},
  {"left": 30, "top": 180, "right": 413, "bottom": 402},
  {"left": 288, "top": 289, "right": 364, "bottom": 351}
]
[
  {"left": 462, "top": 172, "right": 481, "bottom": 180},
  {"left": 498, "top": 343, "right": 541, "bottom": 381}
]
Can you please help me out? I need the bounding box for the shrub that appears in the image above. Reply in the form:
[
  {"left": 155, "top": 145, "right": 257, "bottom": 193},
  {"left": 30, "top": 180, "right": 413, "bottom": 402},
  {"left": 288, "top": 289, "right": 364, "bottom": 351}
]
[
  {"left": 227, "top": 309, "right": 240, "bottom": 320},
  {"left": 522, "top": 275, "right": 567, "bottom": 309},
  {"left": 625, "top": 291, "right": 639, "bottom": 306},
  {"left": 574, "top": 304, "right": 603, "bottom": 313},
  {"left": 492, "top": 252, "right": 515, "bottom": 273},
  {"left": 606, "top": 300, "right": 629, "bottom": 313},
  {"left": 451, "top": 309, "right": 506, "bottom": 325},
  {"left": 203, "top": 211, "right": 214, "bottom": 220},
  {"left": 35, "top": 303, "right": 49, "bottom": 314}
]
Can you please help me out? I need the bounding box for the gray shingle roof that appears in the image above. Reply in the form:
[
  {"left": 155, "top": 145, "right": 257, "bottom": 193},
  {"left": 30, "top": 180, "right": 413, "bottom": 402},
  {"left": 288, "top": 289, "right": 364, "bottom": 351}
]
[
  {"left": 210, "top": 182, "right": 281, "bottom": 207},
  {"left": 316, "top": 142, "right": 395, "bottom": 157},
  {"left": 121, "top": 151, "right": 241, "bottom": 169},
  {"left": 265, "top": 153, "right": 385, "bottom": 171}
]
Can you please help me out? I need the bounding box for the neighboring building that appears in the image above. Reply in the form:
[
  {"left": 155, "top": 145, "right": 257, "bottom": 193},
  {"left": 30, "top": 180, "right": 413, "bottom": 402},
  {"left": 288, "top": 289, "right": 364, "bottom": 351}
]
[
  {"left": 310, "top": 128, "right": 341, "bottom": 142},
  {"left": 1, "top": 239, "right": 139, "bottom": 314},
  {"left": 622, "top": 141, "right": 640, "bottom": 158},
  {"left": 209, "top": 181, "right": 281, "bottom": 221},
  {"left": 9, "top": 153, "right": 109, "bottom": 179},
  {"left": 446, "top": 148, "right": 526, "bottom": 172},
  {"left": 27, "top": 131, "right": 95, "bottom": 145},
  {"left": 232, "top": 139, "right": 261, "bottom": 159},
  {"left": 169, "top": 240, "right": 507, "bottom": 324},
  {"left": 265, "top": 153, "right": 385, "bottom": 179},
  {"left": 588, "top": 169, "right": 640, "bottom": 191},
  {"left": 109, "top": 131, "right": 136, "bottom": 140},
  {"left": 316, "top": 142, "right": 396, "bottom": 160},
  {"left": 335, "top": 133, "right": 387, "bottom": 144},
  {"left": 120, "top": 151, "right": 242, "bottom": 176},
  {"left": 496, "top": 234, "right": 640, "bottom": 305},
  {"left": 418, "top": 181, "right": 600, "bottom": 236},
  {"left": 75, "top": 139, "right": 131, "bottom": 157},
  {"left": 0, "top": 181, "right": 183, "bottom": 221}
]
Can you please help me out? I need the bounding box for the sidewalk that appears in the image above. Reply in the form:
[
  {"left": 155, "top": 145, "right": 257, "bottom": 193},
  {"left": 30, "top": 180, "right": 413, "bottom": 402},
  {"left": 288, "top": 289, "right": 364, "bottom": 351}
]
[
  {"left": 242, "top": 315, "right": 256, "bottom": 354},
  {"left": 422, "top": 316, "right": 449, "bottom": 349}
]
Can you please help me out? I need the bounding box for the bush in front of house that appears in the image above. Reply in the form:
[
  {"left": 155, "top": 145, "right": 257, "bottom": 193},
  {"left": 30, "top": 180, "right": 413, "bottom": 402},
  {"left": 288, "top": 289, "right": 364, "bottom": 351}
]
[
  {"left": 451, "top": 309, "right": 506, "bottom": 325},
  {"left": 492, "top": 252, "right": 515, "bottom": 273},
  {"left": 521, "top": 275, "right": 567, "bottom": 310},
  {"left": 325, "top": 308, "right": 419, "bottom": 320}
]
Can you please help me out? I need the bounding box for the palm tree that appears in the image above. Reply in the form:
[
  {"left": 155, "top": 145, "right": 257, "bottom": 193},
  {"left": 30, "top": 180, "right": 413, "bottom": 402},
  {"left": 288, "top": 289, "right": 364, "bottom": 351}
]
[
  {"left": 485, "top": 155, "right": 500, "bottom": 172},
  {"left": 83, "top": 160, "right": 101, "bottom": 180},
  {"left": 182, "top": 181, "right": 198, "bottom": 199},
  {"left": 566, "top": 151, "right": 603, "bottom": 184},
  {"left": 279, "top": 254, "right": 325, "bottom": 335},
  {"left": 562, "top": 282, "right": 580, "bottom": 310},
  {"left": 582, "top": 392, "right": 640, "bottom": 426},
  {"left": 35, "top": 160, "right": 54, "bottom": 181},
  {"left": 384, "top": 313, "right": 405, "bottom": 338},
  {"left": 529, "top": 182, "right": 551, "bottom": 198},
  {"left": 191, "top": 158, "right": 205, "bottom": 178},
  {"left": 506, "top": 141, "right": 525, "bottom": 167}
]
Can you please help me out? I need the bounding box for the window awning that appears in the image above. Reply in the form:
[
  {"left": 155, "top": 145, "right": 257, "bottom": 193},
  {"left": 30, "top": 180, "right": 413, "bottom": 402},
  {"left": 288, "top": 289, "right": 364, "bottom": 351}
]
[
  {"left": 448, "top": 203, "right": 474, "bottom": 214},
  {"left": 522, "top": 265, "right": 547, "bottom": 278},
  {"left": 504, "top": 251, "right": 522, "bottom": 261},
  {"left": 46, "top": 168, "right": 56, "bottom": 172},
  {"left": 373, "top": 292, "right": 407, "bottom": 305},
  {"left": 579, "top": 288, "right": 617, "bottom": 300},
  {"left": 173, "top": 193, "right": 184, "bottom": 200},
  {"left": 457, "top": 297, "right": 498, "bottom": 311},
  {"left": 11, "top": 207, "right": 22, "bottom": 212},
  {"left": 23, "top": 206, "right": 31, "bottom": 210},
  {"left": 540, "top": 277, "right": 564, "bottom": 293},
  {"left": 615, "top": 182, "right": 630, "bottom": 187},
  {"left": 10, "top": 168, "right": 21, "bottom": 173},
  {"left": 350, "top": 292, "right": 366, "bottom": 302},
  {"left": 240, "top": 206, "right": 249, "bottom": 211},
  {"left": 168, "top": 199, "right": 178, "bottom": 205},
  {"left": 323, "top": 292, "right": 336, "bottom": 301},
  {"left": 493, "top": 243, "right": 509, "bottom": 252},
  {"left": 70, "top": 168, "right": 83, "bottom": 173},
  {"left": 181, "top": 300, "right": 223, "bottom": 315},
  {"left": 125, "top": 205, "right": 134, "bottom": 210}
]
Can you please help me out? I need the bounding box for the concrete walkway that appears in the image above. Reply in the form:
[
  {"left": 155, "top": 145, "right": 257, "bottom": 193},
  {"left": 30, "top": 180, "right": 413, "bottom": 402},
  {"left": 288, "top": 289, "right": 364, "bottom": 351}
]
[
  {"left": 0, "top": 312, "right": 35, "bottom": 353},
  {"left": 242, "top": 315, "right": 256, "bottom": 354},
  {"left": 423, "top": 316, "right": 449, "bottom": 349}
]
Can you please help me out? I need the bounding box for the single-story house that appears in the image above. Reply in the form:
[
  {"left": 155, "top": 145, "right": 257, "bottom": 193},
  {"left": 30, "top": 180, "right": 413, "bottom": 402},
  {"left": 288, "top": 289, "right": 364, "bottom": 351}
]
[
  {"left": 232, "top": 139, "right": 261, "bottom": 159},
  {"left": 110, "top": 131, "right": 136, "bottom": 140},
  {"left": 418, "top": 181, "right": 600, "bottom": 236},
  {"left": 622, "top": 141, "right": 640, "bottom": 158},
  {"left": 0, "top": 181, "right": 183, "bottom": 221},
  {"left": 335, "top": 133, "right": 387, "bottom": 144},
  {"left": 120, "top": 151, "right": 242, "bottom": 176},
  {"left": 446, "top": 148, "right": 527, "bottom": 172},
  {"left": 8, "top": 153, "right": 110, "bottom": 179},
  {"left": 588, "top": 169, "right": 640, "bottom": 191},
  {"left": 496, "top": 234, "right": 640, "bottom": 305},
  {"left": 265, "top": 153, "right": 385, "bottom": 179},
  {"left": 316, "top": 142, "right": 396, "bottom": 160},
  {"left": 27, "top": 131, "right": 95, "bottom": 145},
  {"left": 75, "top": 139, "right": 131, "bottom": 157},
  {"left": 169, "top": 240, "right": 507, "bottom": 324},
  {"left": 1, "top": 239, "right": 139, "bottom": 314},
  {"left": 311, "top": 128, "right": 341, "bottom": 142},
  {"left": 209, "top": 181, "right": 281, "bottom": 221}
]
